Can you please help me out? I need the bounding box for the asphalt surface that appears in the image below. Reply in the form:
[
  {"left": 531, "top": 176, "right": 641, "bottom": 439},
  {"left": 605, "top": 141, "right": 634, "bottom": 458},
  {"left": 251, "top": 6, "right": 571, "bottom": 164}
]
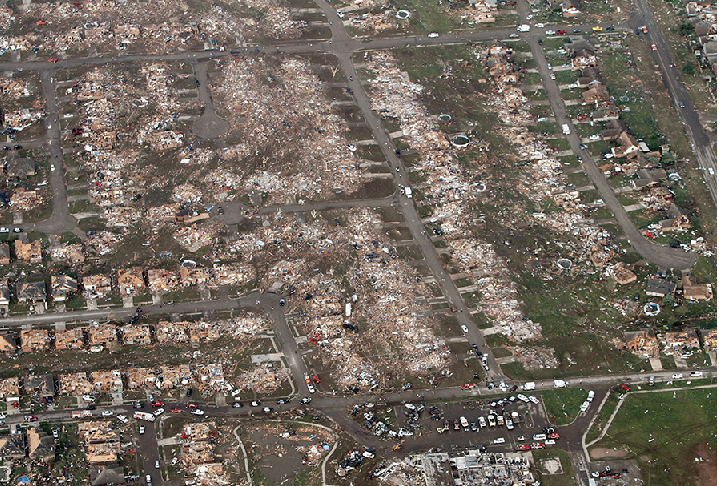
[
  {"left": 527, "top": 33, "right": 698, "bottom": 270},
  {"left": 629, "top": 0, "right": 717, "bottom": 204}
]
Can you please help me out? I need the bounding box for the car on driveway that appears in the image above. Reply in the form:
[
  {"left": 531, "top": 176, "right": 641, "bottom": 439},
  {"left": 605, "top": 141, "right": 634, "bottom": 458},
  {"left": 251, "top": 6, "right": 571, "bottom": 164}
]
[{"left": 620, "top": 383, "right": 631, "bottom": 391}]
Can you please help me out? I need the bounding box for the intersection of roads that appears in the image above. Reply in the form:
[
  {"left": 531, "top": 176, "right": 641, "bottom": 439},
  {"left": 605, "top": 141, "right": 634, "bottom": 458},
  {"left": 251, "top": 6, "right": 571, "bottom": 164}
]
[{"left": 0, "top": 0, "right": 715, "bottom": 484}]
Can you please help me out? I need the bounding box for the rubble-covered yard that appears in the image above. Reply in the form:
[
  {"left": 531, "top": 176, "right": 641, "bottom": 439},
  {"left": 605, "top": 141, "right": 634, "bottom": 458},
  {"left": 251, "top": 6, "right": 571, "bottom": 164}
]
[
  {"left": 356, "top": 42, "right": 715, "bottom": 379},
  {"left": 222, "top": 207, "right": 455, "bottom": 391},
  {"left": 0, "top": 311, "right": 293, "bottom": 398},
  {"left": 334, "top": 0, "right": 518, "bottom": 37},
  {"left": 0, "top": 0, "right": 319, "bottom": 60}
]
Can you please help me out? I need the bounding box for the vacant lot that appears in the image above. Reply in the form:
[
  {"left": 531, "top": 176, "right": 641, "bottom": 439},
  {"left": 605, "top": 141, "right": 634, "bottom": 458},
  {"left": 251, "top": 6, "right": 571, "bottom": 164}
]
[{"left": 592, "top": 387, "right": 717, "bottom": 486}]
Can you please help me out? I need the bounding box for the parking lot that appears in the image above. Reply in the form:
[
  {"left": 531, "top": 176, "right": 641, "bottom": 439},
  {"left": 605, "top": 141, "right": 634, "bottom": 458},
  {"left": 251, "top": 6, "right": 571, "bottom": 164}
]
[{"left": 393, "top": 395, "right": 555, "bottom": 452}]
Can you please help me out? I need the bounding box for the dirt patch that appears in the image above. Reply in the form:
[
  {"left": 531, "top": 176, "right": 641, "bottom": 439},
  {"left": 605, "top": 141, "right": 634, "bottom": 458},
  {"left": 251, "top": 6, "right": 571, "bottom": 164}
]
[
  {"left": 693, "top": 443, "right": 717, "bottom": 486},
  {"left": 589, "top": 447, "right": 633, "bottom": 460}
]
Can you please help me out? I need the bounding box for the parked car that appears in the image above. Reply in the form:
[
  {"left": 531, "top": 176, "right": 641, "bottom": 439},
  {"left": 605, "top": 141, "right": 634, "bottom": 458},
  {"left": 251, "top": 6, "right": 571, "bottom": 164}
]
[
  {"left": 191, "top": 409, "right": 205, "bottom": 416},
  {"left": 101, "top": 411, "right": 113, "bottom": 417}
]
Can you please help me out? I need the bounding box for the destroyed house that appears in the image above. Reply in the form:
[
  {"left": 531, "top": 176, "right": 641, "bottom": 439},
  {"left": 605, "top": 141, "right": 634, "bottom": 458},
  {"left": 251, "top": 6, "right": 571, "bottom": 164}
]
[
  {"left": 662, "top": 329, "right": 700, "bottom": 355},
  {"left": 89, "top": 370, "right": 123, "bottom": 393},
  {"left": 0, "top": 434, "right": 25, "bottom": 459},
  {"left": 180, "top": 265, "right": 211, "bottom": 287},
  {"left": 14, "top": 239, "right": 42, "bottom": 264},
  {"left": 0, "top": 280, "right": 9, "bottom": 314},
  {"left": 0, "top": 333, "right": 15, "bottom": 353},
  {"left": 0, "top": 377, "right": 19, "bottom": 398},
  {"left": 624, "top": 329, "right": 659, "bottom": 357},
  {"left": 125, "top": 368, "right": 157, "bottom": 390},
  {"left": 23, "top": 373, "right": 55, "bottom": 397},
  {"left": 120, "top": 324, "right": 151, "bottom": 345},
  {"left": 87, "top": 323, "right": 118, "bottom": 347},
  {"left": 0, "top": 244, "right": 9, "bottom": 265},
  {"left": 147, "top": 268, "right": 179, "bottom": 293},
  {"left": 16, "top": 280, "right": 47, "bottom": 302},
  {"left": 83, "top": 275, "right": 112, "bottom": 299},
  {"left": 54, "top": 327, "right": 84, "bottom": 350},
  {"left": 51, "top": 275, "right": 78, "bottom": 301},
  {"left": 20, "top": 328, "right": 50, "bottom": 352},
  {"left": 28, "top": 427, "right": 55, "bottom": 462},
  {"left": 60, "top": 372, "right": 94, "bottom": 395},
  {"left": 51, "top": 244, "right": 85, "bottom": 264},
  {"left": 117, "top": 267, "right": 145, "bottom": 296}
]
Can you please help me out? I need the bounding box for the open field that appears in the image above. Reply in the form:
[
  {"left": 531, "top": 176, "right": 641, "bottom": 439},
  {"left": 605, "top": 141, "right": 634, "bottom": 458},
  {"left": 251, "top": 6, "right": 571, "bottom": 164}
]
[{"left": 591, "top": 387, "right": 717, "bottom": 486}]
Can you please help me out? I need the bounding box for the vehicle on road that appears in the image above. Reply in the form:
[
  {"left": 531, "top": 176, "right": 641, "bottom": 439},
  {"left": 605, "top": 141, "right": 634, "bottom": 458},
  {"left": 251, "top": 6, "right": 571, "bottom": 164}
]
[
  {"left": 171, "top": 407, "right": 181, "bottom": 413},
  {"left": 558, "top": 29, "right": 567, "bottom": 34},
  {"left": 461, "top": 325, "right": 469, "bottom": 333},
  {"left": 0, "top": 228, "right": 8, "bottom": 233},
  {"left": 151, "top": 401, "right": 164, "bottom": 407},
  {"left": 191, "top": 409, "right": 205, "bottom": 416},
  {"left": 13, "top": 227, "right": 22, "bottom": 233},
  {"left": 545, "top": 30, "right": 555, "bottom": 35},
  {"left": 232, "top": 402, "right": 244, "bottom": 408},
  {"left": 250, "top": 400, "right": 261, "bottom": 407},
  {"left": 672, "top": 373, "right": 683, "bottom": 379},
  {"left": 155, "top": 461, "right": 160, "bottom": 469},
  {"left": 592, "top": 26, "right": 602, "bottom": 31},
  {"left": 651, "top": 43, "right": 657, "bottom": 50},
  {"left": 101, "top": 411, "right": 113, "bottom": 417},
  {"left": 50, "top": 164, "right": 55, "bottom": 171},
  {"left": 139, "top": 425, "right": 145, "bottom": 435},
  {"left": 145, "top": 474, "right": 152, "bottom": 485},
  {"left": 517, "top": 24, "right": 530, "bottom": 32},
  {"left": 49, "top": 58, "right": 59, "bottom": 62},
  {"left": 300, "top": 397, "right": 312, "bottom": 404},
  {"left": 428, "top": 33, "right": 439, "bottom": 38},
  {"left": 493, "top": 437, "right": 505, "bottom": 444}
]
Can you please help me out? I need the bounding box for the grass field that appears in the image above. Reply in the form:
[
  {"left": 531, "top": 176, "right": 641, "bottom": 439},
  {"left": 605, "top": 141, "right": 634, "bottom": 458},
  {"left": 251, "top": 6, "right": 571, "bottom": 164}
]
[
  {"left": 592, "top": 387, "right": 717, "bottom": 486},
  {"left": 533, "top": 387, "right": 589, "bottom": 426},
  {"left": 532, "top": 449, "right": 577, "bottom": 486}
]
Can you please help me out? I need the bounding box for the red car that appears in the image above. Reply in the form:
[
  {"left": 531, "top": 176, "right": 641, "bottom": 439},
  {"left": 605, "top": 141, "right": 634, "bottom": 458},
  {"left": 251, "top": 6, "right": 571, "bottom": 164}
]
[
  {"left": 620, "top": 384, "right": 631, "bottom": 391},
  {"left": 517, "top": 444, "right": 531, "bottom": 451},
  {"left": 311, "top": 375, "right": 321, "bottom": 384},
  {"left": 548, "top": 432, "right": 560, "bottom": 439},
  {"left": 48, "top": 58, "right": 59, "bottom": 63},
  {"left": 36, "top": 20, "right": 46, "bottom": 26},
  {"left": 170, "top": 408, "right": 181, "bottom": 413},
  {"left": 24, "top": 415, "right": 38, "bottom": 422},
  {"left": 531, "top": 443, "right": 546, "bottom": 449},
  {"left": 151, "top": 401, "right": 164, "bottom": 407},
  {"left": 577, "top": 115, "right": 588, "bottom": 120},
  {"left": 187, "top": 403, "right": 198, "bottom": 408},
  {"left": 461, "top": 384, "right": 475, "bottom": 389},
  {"left": 124, "top": 448, "right": 136, "bottom": 454},
  {"left": 557, "top": 29, "right": 567, "bottom": 34},
  {"left": 651, "top": 43, "right": 657, "bottom": 50}
]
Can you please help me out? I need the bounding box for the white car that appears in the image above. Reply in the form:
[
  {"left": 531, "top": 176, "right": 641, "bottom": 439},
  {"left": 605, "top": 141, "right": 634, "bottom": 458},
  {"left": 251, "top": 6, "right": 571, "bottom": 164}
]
[
  {"left": 528, "top": 396, "right": 539, "bottom": 404},
  {"left": 139, "top": 425, "right": 145, "bottom": 435},
  {"left": 545, "top": 30, "right": 556, "bottom": 35},
  {"left": 506, "top": 419, "right": 514, "bottom": 430},
  {"left": 101, "top": 411, "right": 113, "bottom": 417},
  {"left": 493, "top": 437, "right": 506, "bottom": 444},
  {"left": 117, "top": 415, "right": 128, "bottom": 424},
  {"left": 0, "top": 228, "right": 8, "bottom": 233},
  {"left": 545, "top": 439, "right": 556, "bottom": 445},
  {"left": 550, "top": 73, "right": 556, "bottom": 80},
  {"left": 535, "top": 22, "right": 545, "bottom": 27},
  {"left": 153, "top": 408, "right": 164, "bottom": 416},
  {"left": 50, "top": 164, "right": 55, "bottom": 171},
  {"left": 672, "top": 373, "right": 683, "bottom": 379},
  {"left": 82, "top": 395, "right": 95, "bottom": 402},
  {"left": 191, "top": 409, "right": 205, "bottom": 416},
  {"left": 308, "top": 383, "right": 316, "bottom": 393},
  {"left": 461, "top": 325, "right": 469, "bottom": 333},
  {"left": 428, "top": 32, "right": 439, "bottom": 38}
]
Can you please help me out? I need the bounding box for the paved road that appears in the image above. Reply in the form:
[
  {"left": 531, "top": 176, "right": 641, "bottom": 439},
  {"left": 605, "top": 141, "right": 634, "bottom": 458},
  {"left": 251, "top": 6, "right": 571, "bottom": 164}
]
[
  {"left": 628, "top": 0, "right": 717, "bottom": 204},
  {"left": 311, "top": 0, "right": 505, "bottom": 381},
  {"left": 528, "top": 33, "right": 698, "bottom": 270},
  {"left": 37, "top": 72, "right": 76, "bottom": 235}
]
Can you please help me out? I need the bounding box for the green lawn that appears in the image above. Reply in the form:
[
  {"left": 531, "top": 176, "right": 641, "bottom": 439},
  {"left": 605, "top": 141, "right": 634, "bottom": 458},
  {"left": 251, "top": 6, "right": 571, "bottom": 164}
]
[
  {"left": 533, "top": 387, "right": 589, "bottom": 426},
  {"left": 592, "top": 388, "right": 717, "bottom": 486},
  {"left": 532, "top": 449, "right": 577, "bottom": 486}
]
